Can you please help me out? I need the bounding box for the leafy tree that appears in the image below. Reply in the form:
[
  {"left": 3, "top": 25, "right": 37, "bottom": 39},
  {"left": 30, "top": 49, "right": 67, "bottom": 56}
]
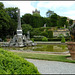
[
  {"left": 65, "top": 21, "right": 69, "bottom": 28},
  {"left": 21, "top": 14, "right": 32, "bottom": 24},
  {"left": 21, "top": 14, "right": 44, "bottom": 28},
  {"left": 0, "top": 2, "right": 4, "bottom": 9},
  {"left": 32, "top": 16, "right": 44, "bottom": 28},
  {"left": 69, "top": 19, "right": 73, "bottom": 26},
  {"left": 5, "top": 7, "right": 18, "bottom": 36},
  {"left": 46, "top": 10, "right": 54, "bottom": 17},
  {"left": 43, "top": 17, "right": 51, "bottom": 27},
  {"left": 31, "top": 28, "right": 41, "bottom": 37},
  {"left": 50, "top": 13, "right": 58, "bottom": 27},
  {"left": 47, "top": 31, "right": 53, "bottom": 38},
  {"left": 40, "top": 31, "right": 48, "bottom": 37},
  {"left": 22, "top": 24, "right": 33, "bottom": 35},
  {"left": 60, "top": 17, "right": 67, "bottom": 27},
  {"left": 5, "top": 7, "right": 18, "bottom": 21},
  {"left": 0, "top": 2, "right": 11, "bottom": 40}
]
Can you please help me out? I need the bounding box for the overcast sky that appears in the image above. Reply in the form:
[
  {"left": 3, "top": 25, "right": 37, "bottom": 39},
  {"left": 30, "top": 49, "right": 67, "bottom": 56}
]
[{"left": 0, "top": 1, "right": 75, "bottom": 20}]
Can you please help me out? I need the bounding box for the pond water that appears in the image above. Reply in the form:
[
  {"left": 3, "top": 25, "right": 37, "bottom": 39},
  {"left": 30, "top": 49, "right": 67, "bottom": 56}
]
[{"left": 2, "top": 44, "right": 68, "bottom": 52}]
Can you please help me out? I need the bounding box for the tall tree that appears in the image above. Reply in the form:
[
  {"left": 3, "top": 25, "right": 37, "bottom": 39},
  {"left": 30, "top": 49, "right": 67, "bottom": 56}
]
[
  {"left": 0, "top": 2, "right": 4, "bottom": 9},
  {"left": 60, "top": 17, "right": 67, "bottom": 27},
  {"left": 22, "top": 24, "right": 33, "bottom": 35},
  {"left": 0, "top": 2, "right": 11, "bottom": 40},
  {"left": 69, "top": 19, "right": 73, "bottom": 26},
  {"left": 50, "top": 13, "right": 58, "bottom": 27},
  {"left": 21, "top": 14, "right": 32, "bottom": 24},
  {"left": 5, "top": 7, "right": 18, "bottom": 36},
  {"left": 21, "top": 14, "right": 44, "bottom": 28},
  {"left": 46, "top": 10, "right": 54, "bottom": 17}
]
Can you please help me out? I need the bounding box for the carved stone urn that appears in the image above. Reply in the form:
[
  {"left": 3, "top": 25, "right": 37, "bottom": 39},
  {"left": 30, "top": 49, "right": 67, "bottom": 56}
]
[
  {"left": 66, "top": 42, "right": 75, "bottom": 60},
  {"left": 66, "top": 23, "right": 75, "bottom": 60}
]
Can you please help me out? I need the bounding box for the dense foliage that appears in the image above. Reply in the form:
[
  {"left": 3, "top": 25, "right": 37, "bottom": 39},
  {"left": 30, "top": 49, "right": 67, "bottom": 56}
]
[
  {"left": 21, "top": 14, "right": 44, "bottom": 28},
  {"left": 42, "top": 37, "right": 48, "bottom": 41},
  {"left": 61, "top": 36, "right": 65, "bottom": 43},
  {"left": 5, "top": 7, "right": 18, "bottom": 37},
  {"left": 30, "top": 28, "right": 53, "bottom": 38},
  {"left": 22, "top": 24, "right": 33, "bottom": 35},
  {"left": 0, "top": 2, "right": 72, "bottom": 41},
  {"left": 69, "top": 19, "right": 73, "bottom": 26},
  {"left": 0, "top": 48, "right": 39, "bottom": 74},
  {"left": 0, "top": 2, "right": 18, "bottom": 40}
]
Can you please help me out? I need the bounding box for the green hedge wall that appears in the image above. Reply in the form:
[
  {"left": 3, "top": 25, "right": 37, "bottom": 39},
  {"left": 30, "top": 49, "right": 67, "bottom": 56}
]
[
  {"left": 33, "top": 38, "right": 70, "bottom": 41},
  {"left": 0, "top": 48, "right": 39, "bottom": 74}
]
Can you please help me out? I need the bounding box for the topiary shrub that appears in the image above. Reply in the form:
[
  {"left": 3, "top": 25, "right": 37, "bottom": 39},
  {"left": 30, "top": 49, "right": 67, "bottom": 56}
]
[
  {"left": 42, "top": 37, "right": 48, "bottom": 41},
  {"left": 61, "top": 36, "right": 65, "bottom": 43},
  {"left": 0, "top": 48, "right": 39, "bottom": 74}
]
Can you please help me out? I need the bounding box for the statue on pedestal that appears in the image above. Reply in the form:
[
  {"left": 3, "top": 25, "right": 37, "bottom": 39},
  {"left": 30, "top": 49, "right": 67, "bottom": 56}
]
[{"left": 9, "top": 9, "right": 36, "bottom": 47}]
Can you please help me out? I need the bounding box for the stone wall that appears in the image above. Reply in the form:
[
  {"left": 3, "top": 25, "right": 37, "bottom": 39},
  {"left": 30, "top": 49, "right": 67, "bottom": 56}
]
[{"left": 53, "top": 29, "right": 70, "bottom": 37}]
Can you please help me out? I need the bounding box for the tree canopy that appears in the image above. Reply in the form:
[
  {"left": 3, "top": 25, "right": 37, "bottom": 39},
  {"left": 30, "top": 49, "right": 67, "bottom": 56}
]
[
  {"left": 0, "top": 2, "right": 11, "bottom": 40},
  {"left": 46, "top": 10, "right": 54, "bottom": 17},
  {"left": 5, "top": 7, "right": 18, "bottom": 36},
  {"left": 0, "top": 2, "right": 73, "bottom": 40}
]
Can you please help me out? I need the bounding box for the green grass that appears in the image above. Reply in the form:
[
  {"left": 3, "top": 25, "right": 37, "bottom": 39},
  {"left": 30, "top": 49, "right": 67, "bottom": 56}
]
[{"left": 13, "top": 52, "right": 75, "bottom": 63}]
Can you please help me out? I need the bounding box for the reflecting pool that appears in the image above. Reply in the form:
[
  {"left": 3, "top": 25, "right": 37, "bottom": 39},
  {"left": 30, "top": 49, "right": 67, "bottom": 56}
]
[{"left": 2, "top": 44, "right": 68, "bottom": 52}]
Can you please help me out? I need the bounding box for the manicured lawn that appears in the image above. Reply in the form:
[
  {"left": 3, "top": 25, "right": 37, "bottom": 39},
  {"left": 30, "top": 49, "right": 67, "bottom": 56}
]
[{"left": 13, "top": 51, "right": 75, "bottom": 63}]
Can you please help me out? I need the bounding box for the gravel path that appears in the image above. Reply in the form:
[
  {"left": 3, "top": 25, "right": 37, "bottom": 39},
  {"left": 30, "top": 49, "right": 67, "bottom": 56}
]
[{"left": 26, "top": 59, "right": 75, "bottom": 74}]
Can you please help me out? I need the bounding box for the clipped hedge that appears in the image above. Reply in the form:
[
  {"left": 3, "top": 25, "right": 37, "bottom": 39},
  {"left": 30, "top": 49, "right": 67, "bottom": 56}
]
[
  {"left": 61, "top": 37, "right": 65, "bottom": 43},
  {"left": 33, "top": 37, "right": 70, "bottom": 41},
  {"left": 0, "top": 48, "right": 39, "bottom": 74},
  {"left": 34, "top": 38, "right": 42, "bottom": 41},
  {"left": 48, "top": 38, "right": 61, "bottom": 41},
  {"left": 48, "top": 38, "right": 70, "bottom": 41},
  {"left": 42, "top": 37, "right": 48, "bottom": 41}
]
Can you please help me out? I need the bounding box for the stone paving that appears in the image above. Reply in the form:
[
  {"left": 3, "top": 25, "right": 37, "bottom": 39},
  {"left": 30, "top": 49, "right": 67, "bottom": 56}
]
[{"left": 26, "top": 59, "right": 75, "bottom": 74}]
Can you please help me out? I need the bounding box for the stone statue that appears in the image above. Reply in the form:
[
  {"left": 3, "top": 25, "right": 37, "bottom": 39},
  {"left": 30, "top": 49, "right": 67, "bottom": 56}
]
[
  {"left": 44, "top": 23, "right": 46, "bottom": 27},
  {"left": 27, "top": 31, "right": 30, "bottom": 40},
  {"left": 8, "top": 9, "right": 36, "bottom": 47}
]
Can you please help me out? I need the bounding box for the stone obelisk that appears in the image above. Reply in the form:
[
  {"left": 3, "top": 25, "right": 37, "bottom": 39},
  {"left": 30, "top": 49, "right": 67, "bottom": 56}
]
[
  {"left": 9, "top": 9, "right": 36, "bottom": 47},
  {"left": 16, "top": 9, "right": 23, "bottom": 47}
]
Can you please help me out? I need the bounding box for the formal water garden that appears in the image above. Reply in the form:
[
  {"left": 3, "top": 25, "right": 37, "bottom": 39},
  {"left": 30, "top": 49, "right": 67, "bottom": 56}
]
[
  {"left": 0, "top": 2, "right": 75, "bottom": 74},
  {"left": 2, "top": 44, "right": 68, "bottom": 52}
]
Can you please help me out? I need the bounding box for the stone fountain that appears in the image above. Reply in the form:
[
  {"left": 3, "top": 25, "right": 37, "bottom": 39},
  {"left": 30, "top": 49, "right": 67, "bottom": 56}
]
[{"left": 9, "top": 9, "right": 36, "bottom": 47}]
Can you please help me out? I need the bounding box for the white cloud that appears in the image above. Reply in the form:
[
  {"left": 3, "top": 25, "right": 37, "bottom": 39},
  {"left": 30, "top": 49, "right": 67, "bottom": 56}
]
[
  {"left": 37, "top": 1, "right": 75, "bottom": 20},
  {"left": 0, "top": 1, "right": 75, "bottom": 20},
  {"left": 67, "top": 16, "right": 75, "bottom": 20},
  {"left": 63, "top": 10, "right": 75, "bottom": 15},
  {"left": 0, "top": 1, "right": 35, "bottom": 16},
  {"left": 37, "top": 1, "right": 75, "bottom": 9},
  {"left": 60, "top": 10, "right": 75, "bottom": 20}
]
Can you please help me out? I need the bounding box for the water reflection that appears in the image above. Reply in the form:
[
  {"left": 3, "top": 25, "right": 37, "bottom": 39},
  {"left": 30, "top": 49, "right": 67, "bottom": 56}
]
[{"left": 2, "top": 44, "right": 68, "bottom": 52}]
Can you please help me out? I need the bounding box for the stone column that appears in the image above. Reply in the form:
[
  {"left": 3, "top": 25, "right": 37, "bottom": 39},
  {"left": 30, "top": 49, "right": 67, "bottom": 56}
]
[{"left": 16, "top": 9, "right": 23, "bottom": 47}]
